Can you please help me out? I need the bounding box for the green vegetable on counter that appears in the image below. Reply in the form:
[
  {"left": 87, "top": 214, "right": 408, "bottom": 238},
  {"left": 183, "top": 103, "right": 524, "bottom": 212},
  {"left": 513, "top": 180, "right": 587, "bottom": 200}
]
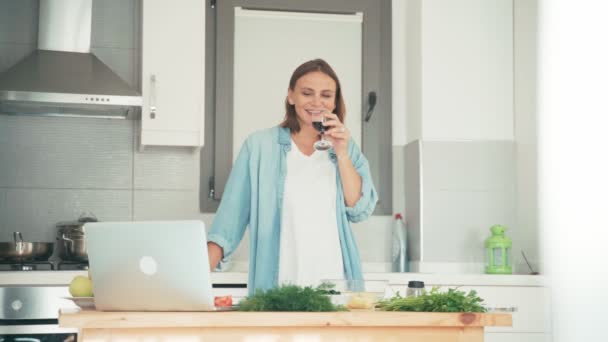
[
  {"left": 238, "top": 283, "right": 346, "bottom": 312},
  {"left": 376, "top": 287, "right": 487, "bottom": 313}
]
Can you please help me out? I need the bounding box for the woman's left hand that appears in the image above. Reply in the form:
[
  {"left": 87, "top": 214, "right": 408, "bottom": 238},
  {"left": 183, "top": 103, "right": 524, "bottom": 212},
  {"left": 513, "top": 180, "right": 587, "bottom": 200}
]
[{"left": 323, "top": 111, "right": 350, "bottom": 157}]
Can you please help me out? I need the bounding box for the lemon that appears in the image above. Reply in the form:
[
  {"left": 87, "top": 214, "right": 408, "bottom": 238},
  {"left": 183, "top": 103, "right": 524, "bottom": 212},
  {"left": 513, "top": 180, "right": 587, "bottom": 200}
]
[{"left": 69, "top": 275, "right": 94, "bottom": 297}]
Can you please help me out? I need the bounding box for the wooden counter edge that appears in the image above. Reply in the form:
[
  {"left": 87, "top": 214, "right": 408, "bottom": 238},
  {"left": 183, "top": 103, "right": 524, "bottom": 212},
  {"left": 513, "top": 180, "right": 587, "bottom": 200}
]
[{"left": 59, "top": 309, "right": 512, "bottom": 329}]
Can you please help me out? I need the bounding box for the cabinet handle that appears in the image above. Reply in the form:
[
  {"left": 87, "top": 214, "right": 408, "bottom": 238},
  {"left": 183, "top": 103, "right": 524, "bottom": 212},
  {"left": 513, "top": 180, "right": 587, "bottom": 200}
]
[
  {"left": 150, "top": 74, "right": 157, "bottom": 119},
  {"left": 486, "top": 306, "right": 518, "bottom": 313},
  {"left": 364, "top": 91, "right": 377, "bottom": 122}
]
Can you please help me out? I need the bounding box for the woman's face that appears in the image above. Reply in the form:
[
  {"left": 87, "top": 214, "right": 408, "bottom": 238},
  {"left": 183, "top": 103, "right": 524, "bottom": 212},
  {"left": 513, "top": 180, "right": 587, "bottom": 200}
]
[{"left": 287, "top": 71, "right": 337, "bottom": 128}]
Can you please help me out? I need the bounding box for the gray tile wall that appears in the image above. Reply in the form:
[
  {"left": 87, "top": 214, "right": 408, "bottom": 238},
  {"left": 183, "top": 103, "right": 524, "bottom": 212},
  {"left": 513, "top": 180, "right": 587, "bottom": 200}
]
[
  {"left": 0, "top": 0, "right": 38, "bottom": 44},
  {"left": 90, "top": 0, "right": 141, "bottom": 89},
  {"left": 0, "top": 116, "right": 133, "bottom": 189},
  {"left": 0, "top": 0, "right": 38, "bottom": 73},
  {"left": 0, "top": 113, "right": 208, "bottom": 243},
  {"left": 0, "top": 115, "right": 135, "bottom": 241},
  {"left": 404, "top": 140, "right": 518, "bottom": 267},
  {"left": 404, "top": 141, "right": 421, "bottom": 261}
]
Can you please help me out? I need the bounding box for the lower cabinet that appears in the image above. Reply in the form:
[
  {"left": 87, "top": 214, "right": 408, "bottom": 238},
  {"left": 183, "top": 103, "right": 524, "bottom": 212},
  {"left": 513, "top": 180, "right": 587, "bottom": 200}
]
[
  {"left": 457, "top": 286, "right": 551, "bottom": 333},
  {"left": 485, "top": 332, "right": 551, "bottom": 342},
  {"left": 386, "top": 282, "right": 552, "bottom": 340},
  {"left": 456, "top": 285, "right": 551, "bottom": 342}
]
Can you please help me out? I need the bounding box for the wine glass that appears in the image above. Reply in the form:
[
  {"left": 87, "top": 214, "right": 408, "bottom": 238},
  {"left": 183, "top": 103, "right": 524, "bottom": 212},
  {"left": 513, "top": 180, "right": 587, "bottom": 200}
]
[{"left": 312, "top": 112, "right": 332, "bottom": 151}]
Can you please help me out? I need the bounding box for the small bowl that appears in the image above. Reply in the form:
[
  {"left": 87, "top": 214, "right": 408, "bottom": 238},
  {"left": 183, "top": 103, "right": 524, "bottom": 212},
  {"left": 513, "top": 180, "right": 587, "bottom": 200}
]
[
  {"left": 322, "top": 279, "right": 388, "bottom": 310},
  {"left": 63, "top": 297, "right": 95, "bottom": 309}
]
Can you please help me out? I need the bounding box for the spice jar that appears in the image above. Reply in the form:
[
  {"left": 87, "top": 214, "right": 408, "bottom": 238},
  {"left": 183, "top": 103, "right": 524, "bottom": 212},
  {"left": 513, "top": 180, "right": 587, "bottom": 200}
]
[{"left": 406, "top": 281, "right": 425, "bottom": 297}]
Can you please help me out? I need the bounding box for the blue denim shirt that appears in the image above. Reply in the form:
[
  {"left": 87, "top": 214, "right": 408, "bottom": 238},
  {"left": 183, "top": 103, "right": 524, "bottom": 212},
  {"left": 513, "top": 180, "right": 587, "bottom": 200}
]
[{"left": 208, "top": 126, "right": 378, "bottom": 294}]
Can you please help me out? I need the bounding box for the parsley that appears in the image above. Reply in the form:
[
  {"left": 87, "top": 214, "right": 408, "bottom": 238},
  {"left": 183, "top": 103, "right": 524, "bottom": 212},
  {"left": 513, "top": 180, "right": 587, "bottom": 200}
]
[
  {"left": 376, "top": 287, "right": 487, "bottom": 313},
  {"left": 238, "top": 283, "right": 346, "bottom": 312}
]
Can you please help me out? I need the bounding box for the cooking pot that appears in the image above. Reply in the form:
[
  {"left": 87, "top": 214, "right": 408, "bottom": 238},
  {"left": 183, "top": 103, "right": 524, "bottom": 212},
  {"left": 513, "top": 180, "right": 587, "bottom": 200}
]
[
  {"left": 0, "top": 232, "right": 54, "bottom": 262},
  {"left": 56, "top": 213, "right": 97, "bottom": 262}
]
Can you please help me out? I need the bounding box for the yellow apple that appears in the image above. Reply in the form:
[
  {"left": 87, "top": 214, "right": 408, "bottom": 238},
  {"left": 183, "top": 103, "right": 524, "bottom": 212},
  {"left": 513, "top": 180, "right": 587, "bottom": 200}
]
[{"left": 69, "top": 275, "right": 94, "bottom": 297}]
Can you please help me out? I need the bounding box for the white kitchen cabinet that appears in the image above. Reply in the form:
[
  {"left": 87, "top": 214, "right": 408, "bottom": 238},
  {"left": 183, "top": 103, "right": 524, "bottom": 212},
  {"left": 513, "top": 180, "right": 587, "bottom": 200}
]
[
  {"left": 458, "top": 285, "right": 551, "bottom": 342},
  {"left": 455, "top": 286, "right": 550, "bottom": 333},
  {"left": 407, "top": 0, "right": 514, "bottom": 142},
  {"left": 485, "top": 333, "right": 551, "bottom": 342},
  {"left": 140, "top": 0, "right": 205, "bottom": 147}
]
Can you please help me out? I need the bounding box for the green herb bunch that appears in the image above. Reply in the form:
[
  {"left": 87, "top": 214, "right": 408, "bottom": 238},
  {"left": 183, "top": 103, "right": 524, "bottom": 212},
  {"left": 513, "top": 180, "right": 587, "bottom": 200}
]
[
  {"left": 238, "top": 283, "right": 346, "bottom": 312},
  {"left": 376, "top": 287, "right": 486, "bottom": 313}
]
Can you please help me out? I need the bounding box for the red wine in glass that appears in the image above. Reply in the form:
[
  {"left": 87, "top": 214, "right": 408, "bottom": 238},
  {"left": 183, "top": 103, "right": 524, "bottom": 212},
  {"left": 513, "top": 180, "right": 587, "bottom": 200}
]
[
  {"left": 313, "top": 121, "right": 325, "bottom": 133},
  {"left": 313, "top": 114, "right": 332, "bottom": 151}
]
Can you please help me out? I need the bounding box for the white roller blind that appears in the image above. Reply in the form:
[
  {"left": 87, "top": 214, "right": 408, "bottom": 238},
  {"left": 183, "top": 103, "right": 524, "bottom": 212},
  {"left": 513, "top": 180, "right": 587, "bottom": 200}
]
[{"left": 233, "top": 7, "right": 362, "bottom": 160}]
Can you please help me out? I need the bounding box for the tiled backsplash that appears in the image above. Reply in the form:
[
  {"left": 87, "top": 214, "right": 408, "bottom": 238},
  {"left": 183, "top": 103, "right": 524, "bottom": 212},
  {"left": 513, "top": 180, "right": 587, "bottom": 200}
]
[
  {"left": 0, "top": 115, "right": 206, "bottom": 241},
  {"left": 0, "top": 116, "right": 134, "bottom": 241},
  {"left": 0, "top": 115, "right": 393, "bottom": 264},
  {"left": 0, "top": 115, "right": 535, "bottom": 271},
  {"left": 404, "top": 139, "right": 538, "bottom": 273}
]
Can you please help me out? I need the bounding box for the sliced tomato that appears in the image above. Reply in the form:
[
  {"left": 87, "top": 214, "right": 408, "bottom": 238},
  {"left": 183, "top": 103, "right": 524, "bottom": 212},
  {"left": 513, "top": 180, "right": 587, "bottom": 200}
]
[{"left": 214, "top": 295, "right": 233, "bottom": 307}]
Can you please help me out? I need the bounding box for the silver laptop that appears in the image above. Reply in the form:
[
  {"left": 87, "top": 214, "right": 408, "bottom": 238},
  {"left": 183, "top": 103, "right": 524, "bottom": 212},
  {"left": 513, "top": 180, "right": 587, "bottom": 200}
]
[{"left": 84, "top": 220, "right": 215, "bottom": 311}]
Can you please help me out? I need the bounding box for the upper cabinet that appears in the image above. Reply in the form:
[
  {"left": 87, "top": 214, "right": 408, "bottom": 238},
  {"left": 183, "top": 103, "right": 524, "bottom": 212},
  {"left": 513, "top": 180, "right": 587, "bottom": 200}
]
[
  {"left": 406, "top": 0, "right": 514, "bottom": 142},
  {"left": 140, "top": 0, "right": 205, "bottom": 147}
]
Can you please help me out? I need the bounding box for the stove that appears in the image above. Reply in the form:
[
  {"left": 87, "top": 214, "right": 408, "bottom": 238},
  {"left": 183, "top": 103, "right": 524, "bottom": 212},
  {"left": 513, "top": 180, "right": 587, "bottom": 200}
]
[{"left": 0, "top": 285, "right": 78, "bottom": 340}]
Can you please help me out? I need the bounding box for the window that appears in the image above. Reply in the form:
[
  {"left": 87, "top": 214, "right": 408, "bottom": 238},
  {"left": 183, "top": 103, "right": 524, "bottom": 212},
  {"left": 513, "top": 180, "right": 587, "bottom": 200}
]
[{"left": 200, "top": 0, "right": 392, "bottom": 214}]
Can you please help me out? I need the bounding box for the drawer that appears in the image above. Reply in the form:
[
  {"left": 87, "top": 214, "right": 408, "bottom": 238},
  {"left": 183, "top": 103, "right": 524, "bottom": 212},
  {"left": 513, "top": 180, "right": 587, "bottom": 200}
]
[
  {"left": 459, "top": 286, "right": 551, "bottom": 333},
  {"left": 485, "top": 332, "right": 551, "bottom": 342}
]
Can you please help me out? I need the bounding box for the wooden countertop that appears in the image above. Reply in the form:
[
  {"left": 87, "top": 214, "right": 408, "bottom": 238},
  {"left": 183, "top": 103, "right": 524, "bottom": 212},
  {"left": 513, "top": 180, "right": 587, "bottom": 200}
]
[{"left": 59, "top": 309, "right": 511, "bottom": 329}]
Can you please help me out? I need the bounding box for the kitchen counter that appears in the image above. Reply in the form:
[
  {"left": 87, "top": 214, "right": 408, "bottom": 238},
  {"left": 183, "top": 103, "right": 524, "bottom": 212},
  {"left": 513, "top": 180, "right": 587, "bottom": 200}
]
[
  {"left": 364, "top": 272, "right": 546, "bottom": 287},
  {"left": 59, "top": 309, "right": 511, "bottom": 342},
  {"left": 0, "top": 270, "right": 87, "bottom": 285},
  {"left": 0, "top": 271, "right": 248, "bottom": 286},
  {"left": 0, "top": 270, "right": 545, "bottom": 287}
]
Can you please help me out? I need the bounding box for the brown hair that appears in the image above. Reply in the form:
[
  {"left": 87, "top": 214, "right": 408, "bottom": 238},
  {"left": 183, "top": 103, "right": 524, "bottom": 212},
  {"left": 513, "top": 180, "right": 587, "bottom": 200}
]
[{"left": 280, "top": 59, "right": 346, "bottom": 133}]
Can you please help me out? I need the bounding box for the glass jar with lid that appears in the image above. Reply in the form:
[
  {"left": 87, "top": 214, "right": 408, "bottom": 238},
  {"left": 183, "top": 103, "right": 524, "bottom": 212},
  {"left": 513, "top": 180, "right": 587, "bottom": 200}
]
[{"left": 406, "top": 280, "right": 425, "bottom": 297}]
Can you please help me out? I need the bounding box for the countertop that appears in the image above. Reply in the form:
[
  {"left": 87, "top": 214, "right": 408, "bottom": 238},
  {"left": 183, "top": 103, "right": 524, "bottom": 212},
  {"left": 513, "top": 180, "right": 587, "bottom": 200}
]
[{"left": 0, "top": 270, "right": 545, "bottom": 287}]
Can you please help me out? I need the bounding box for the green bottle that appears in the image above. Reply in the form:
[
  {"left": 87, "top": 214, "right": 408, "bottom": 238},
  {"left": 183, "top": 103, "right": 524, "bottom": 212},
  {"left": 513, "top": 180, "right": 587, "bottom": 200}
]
[{"left": 485, "top": 225, "right": 512, "bottom": 274}]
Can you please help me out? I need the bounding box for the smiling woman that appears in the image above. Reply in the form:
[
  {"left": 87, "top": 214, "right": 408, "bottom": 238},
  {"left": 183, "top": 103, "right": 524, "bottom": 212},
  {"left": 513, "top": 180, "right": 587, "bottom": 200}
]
[{"left": 206, "top": 59, "right": 379, "bottom": 295}]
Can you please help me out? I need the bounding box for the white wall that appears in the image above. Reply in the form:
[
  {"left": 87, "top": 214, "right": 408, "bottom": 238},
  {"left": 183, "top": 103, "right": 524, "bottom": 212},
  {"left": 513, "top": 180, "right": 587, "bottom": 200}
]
[
  {"left": 538, "top": 1, "right": 608, "bottom": 341},
  {"left": 405, "top": 0, "right": 423, "bottom": 143}
]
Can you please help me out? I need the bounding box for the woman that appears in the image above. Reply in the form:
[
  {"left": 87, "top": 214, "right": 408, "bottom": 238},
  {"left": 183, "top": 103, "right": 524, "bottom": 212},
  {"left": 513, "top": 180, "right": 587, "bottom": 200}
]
[{"left": 207, "top": 59, "right": 378, "bottom": 294}]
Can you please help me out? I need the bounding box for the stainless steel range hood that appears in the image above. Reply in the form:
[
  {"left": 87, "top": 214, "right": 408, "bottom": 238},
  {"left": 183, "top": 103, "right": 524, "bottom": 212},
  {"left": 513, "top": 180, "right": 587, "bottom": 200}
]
[{"left": 0, "top": 0, "right": 142, "bottom": 118}]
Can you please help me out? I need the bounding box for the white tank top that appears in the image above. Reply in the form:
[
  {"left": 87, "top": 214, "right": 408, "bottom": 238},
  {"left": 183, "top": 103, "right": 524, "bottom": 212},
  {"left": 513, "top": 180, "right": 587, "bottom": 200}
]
[{"left": 278, "top": 140, "right": 344, "bottom": 286}]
